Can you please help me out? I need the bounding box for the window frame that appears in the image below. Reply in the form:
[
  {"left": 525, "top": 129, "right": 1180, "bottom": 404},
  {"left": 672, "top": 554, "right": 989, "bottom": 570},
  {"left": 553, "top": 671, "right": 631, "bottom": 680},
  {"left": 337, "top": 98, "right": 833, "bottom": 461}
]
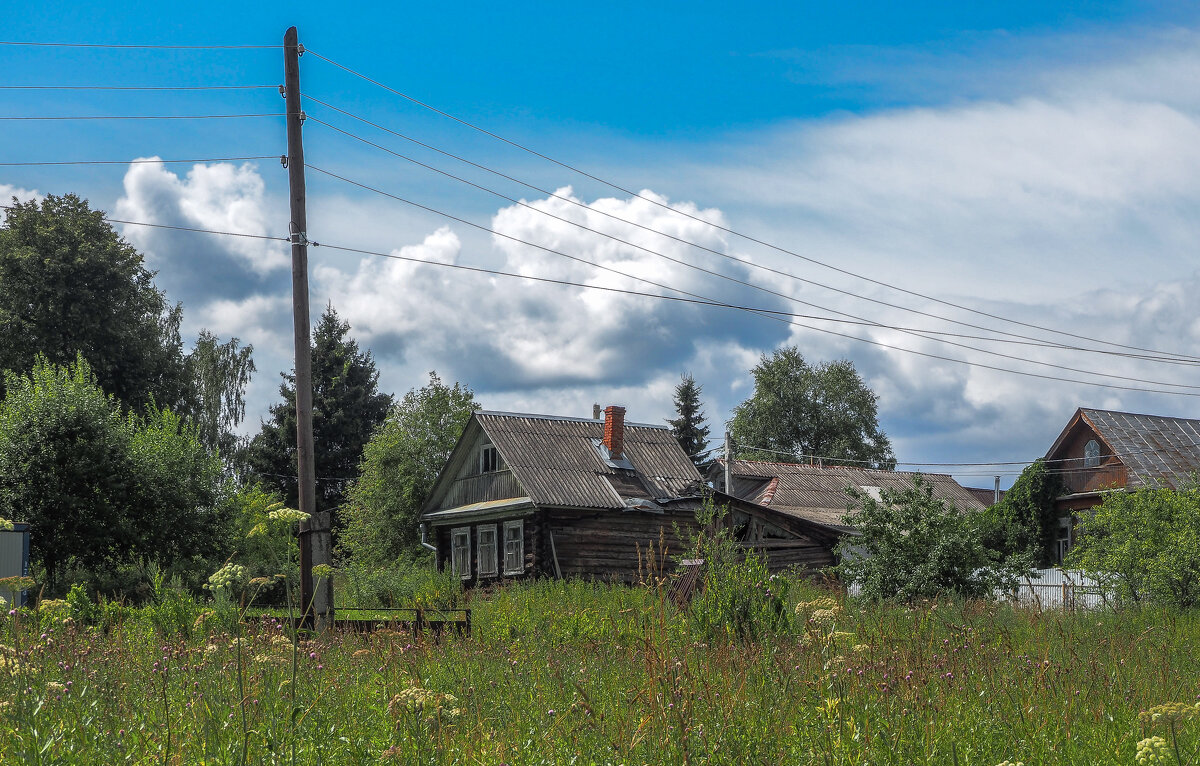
[
  {"left": 477, "top": 524, "right": 499, "bottom": 578},
  {"left": 1055, "top": 517, "right": 1071, "bottom": 565},
  {"left": 480, "top": 444, "right": 502, "bottom": 474},
  {"left": 451, "top": 526, "right": 472, "bottom": 581},
  {"left": 503, "top": 520, "right": 524, "bottom": 576},
  {"left": 1084, "top": 440, "right": 1101, "bottom": 469}
]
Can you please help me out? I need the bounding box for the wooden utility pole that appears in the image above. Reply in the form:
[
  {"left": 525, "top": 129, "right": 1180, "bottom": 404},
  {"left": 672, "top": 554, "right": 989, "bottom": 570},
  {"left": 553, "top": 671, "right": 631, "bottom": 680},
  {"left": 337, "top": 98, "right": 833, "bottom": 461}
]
[{"left": 284, "top": 26, "right": 332, "bottom": 630}]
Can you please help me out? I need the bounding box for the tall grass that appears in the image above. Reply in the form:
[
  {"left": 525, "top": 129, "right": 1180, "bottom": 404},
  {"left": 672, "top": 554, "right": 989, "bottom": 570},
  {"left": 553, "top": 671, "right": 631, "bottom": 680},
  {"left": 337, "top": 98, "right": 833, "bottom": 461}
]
[{"left": 1, "top": 571, "right": 1199, "bottom": 764}]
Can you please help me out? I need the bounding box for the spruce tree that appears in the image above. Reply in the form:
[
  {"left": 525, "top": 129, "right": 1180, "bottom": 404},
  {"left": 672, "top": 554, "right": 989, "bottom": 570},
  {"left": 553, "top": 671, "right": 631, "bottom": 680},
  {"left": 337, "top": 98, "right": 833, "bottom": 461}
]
[
  {"left": 667, "top": 373, "right": 712, "bottom": 470},
  {"left": 245, "top": 305, "right": 393, "bottom": 526}
]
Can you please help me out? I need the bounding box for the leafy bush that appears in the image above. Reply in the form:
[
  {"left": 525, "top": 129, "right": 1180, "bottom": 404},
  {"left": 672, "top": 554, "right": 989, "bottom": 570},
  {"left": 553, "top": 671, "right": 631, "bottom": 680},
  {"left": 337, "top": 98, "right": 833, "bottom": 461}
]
[
  {"left": 836, "top": 475, "right": 1032, "bottom": 602},
  {"left": 981, "top": 459, "right": 1064, "bottom": 566},
  {"left": 686, "top": 500, "right": 791, "bottom": 640},
  {"left": 1068, "top": 485, "right": 1200, "bottom": 607}
]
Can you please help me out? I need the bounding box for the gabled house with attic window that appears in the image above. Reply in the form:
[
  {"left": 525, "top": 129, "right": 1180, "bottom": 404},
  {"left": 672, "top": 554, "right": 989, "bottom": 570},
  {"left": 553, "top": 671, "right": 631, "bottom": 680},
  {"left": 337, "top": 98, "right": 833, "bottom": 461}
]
[
  {"left": 1043, "top": 407, "right": 1200, "bottom": 562},
  {"left": 420, "top": 406, "right": 843, "bottom": 584}
]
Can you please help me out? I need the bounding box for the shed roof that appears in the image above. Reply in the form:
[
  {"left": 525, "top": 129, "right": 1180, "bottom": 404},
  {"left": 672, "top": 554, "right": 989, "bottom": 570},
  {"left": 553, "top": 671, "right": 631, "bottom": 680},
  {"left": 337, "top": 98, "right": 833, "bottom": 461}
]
[
  {"left": 1049, "top": 408, "right": 1200, "bottom": 490},
  {"left": 427, "top": 410, "right": 702, "bottom": 513},
  {"left": 710, "top": 459, "right": 987, "bottom": 531}
]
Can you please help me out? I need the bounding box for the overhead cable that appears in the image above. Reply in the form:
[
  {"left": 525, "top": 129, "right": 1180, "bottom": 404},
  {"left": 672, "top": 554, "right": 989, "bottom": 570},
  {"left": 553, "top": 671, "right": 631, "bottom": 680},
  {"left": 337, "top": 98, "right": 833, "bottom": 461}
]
[
  {"left": 302, "top": 111, "right": 1200, "bottom": 387},
  {"left": 304, "top": 49, "right": 1199, "bottom": 363},
  {"left": 303, "top": 163, "right": 1200, "bottom": 394}
]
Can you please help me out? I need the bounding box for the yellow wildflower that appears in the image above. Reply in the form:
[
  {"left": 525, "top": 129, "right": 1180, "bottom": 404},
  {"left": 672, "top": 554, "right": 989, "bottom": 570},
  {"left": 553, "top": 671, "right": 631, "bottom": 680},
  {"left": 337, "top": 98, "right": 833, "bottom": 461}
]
[
  {"left": 1136, "top": 736, "right": 1170, "bottom": 764},
  {"left": 1139, "top": 702, "right": 1200, "bottom": 726}
]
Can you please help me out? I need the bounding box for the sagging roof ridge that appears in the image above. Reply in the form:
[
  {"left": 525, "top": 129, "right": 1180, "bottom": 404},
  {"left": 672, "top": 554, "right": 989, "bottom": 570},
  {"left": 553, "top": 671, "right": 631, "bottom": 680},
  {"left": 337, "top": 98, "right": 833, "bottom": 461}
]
[
  {"left": 718, "top": 457, "right": 958, "bottom": 481},
  {"left": 475, "top": 409, "right": 668, "bottom": 430}
]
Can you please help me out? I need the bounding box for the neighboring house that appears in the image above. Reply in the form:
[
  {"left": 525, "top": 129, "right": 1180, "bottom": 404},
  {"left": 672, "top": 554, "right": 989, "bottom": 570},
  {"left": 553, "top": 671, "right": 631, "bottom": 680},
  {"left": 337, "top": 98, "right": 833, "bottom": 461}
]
[
  {"left": 420, "top": 407, "right": 841, "bottom": 584},
  {"left": 965, "top": 486, "right": 1006, "bottom": 507},
  {"left": 707, "top": 459, "right": 988, "bottom": 533},
  {"left": 1044, "top": 407, "right": 1200, "bottom": 561}
]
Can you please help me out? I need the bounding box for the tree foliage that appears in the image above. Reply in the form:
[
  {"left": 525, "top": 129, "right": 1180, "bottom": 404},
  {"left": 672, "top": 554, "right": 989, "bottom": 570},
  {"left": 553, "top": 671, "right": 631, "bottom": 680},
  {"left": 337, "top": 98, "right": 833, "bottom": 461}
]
[
  {"left": 1067, "top": 486, "right": 1200, "bottom": 608},
  {"left": 981, "top": 460, "right": 1064, "bottom": 566},
  {"left": 0, "top": 355, "right": 226, "bottom": 591},
  {"left": 185, "top": 330, "right": 256, "bottom": 455},
  {"left": 730, "top": 347, "right": 895, "bottom": 469},
  {"left": 0, "top": 194, "right": 190, "bottom": 411},
  {"left": 666, "top": 373, "right": 712, "bottom": 470},
  {"left": 341, "top": 372, "right": 478, "bottom": 563},
  {"left": 835, "top": 476, "right": 1030, "bottom": 602},
  {"left": 245, "top": 305, "right": 392, "bottom": 520}
]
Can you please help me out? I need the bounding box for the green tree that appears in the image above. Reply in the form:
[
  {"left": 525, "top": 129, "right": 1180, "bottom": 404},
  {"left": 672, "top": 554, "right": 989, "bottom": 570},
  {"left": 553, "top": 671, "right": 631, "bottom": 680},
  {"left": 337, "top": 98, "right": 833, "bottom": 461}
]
[
  {"left": 981, "top": 460, "right": 1064, "bottom": 566},
  {"left": 245, "top": 305, "right": 392, "bottom": 521},
  {"left": 1067, "top": 486, "right": 1200, "bottom": 607},
  {"left": 0, "top": 355, "right": 228, "bottom": 593},
  {"left": 666, "top": 373, "right": 712, "bottom": 470},
  {"left": 835, "top": 475, "right": 1030, "bottom": 601},
  {"left": 128, "top": 406, "right": 227, "bottom": 582},
  {"left": 341, "top": 372, "right": 478, "bottom": 563},
  {"left": 0, "top": 194, "right": 190, "bottom": 411},
  {"left": 730, "top": 347, "right": 895, "bottom": 469},
  {"left": 185, "top": 330, "right": 256, "bottom": 456},
  {"left": 0, "top": 355, "right": 135, "bottom": 588}
]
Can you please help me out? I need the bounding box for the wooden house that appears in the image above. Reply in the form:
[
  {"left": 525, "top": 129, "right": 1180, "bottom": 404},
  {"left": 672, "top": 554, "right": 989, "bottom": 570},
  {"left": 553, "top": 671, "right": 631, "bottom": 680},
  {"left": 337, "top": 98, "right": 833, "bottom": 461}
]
[
  {"left": 420, "top": 407, "right": 841, "bottom": 584},
  {"left": 707, "top": 459, "right": 988, "bottom": 533},
  {"left": 1044, "top": 407, "right": 1200, "bottom": 561}
]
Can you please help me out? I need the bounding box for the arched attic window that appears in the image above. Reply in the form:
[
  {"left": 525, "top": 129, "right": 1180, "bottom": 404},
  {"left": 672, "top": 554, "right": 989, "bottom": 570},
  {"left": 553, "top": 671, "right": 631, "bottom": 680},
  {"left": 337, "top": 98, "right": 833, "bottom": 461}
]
[{"left": 1084, "top": 440, "right": 1101, "bottom": 468}]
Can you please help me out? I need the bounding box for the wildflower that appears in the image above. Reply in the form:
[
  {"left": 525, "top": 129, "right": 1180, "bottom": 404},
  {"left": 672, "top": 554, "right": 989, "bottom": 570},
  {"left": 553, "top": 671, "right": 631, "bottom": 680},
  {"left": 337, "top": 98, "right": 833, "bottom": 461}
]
[
  {"left": 794, "top": 596, "right": 840, "bottom": 615},
  {"left": 206, "top": 563, "right": 249, "bottom": 594},
  {"left": 994, "top": 761, "right": 1025, "bottom": 766},
  {"left": 1135, "top": 736, "right": 1170, "bottom": 764},
  {"left": 312, "top": 564, "right": 336, "bottom": 579},
  {"left": 388, "top": 686, "right": 462, "bottom": 725},
  {"left": 809, "top": 608, "right": 839, "bottom": 626},
  {"left": 1139, "top": 702, "right": 1200, "bottom": 726},
  {"left": 852, "top": 644, "right": 870, "bottom": 654},
  {"left": 268, "top": 507, "right": 309, "bottom": 525}
]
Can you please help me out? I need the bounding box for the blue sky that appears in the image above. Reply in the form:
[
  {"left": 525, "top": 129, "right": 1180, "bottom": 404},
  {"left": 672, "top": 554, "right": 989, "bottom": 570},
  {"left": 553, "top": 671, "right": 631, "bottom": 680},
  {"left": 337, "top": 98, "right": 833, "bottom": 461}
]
[{"left": 5, "top": 1, "right": 1200, "bottom": 487}]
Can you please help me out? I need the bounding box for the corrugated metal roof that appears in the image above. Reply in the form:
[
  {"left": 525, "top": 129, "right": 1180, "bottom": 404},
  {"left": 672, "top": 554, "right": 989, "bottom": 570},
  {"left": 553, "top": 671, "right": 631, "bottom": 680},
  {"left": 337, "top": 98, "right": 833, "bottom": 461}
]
[
  {"left": 711, "top": 459, "right": 987, "bottom": 530},
  {"left": 477, "top": 412, "right": 701, "bottom": 509},
  {"left": 1079, "top": 409, "right": 1200, "bottom": 490}
]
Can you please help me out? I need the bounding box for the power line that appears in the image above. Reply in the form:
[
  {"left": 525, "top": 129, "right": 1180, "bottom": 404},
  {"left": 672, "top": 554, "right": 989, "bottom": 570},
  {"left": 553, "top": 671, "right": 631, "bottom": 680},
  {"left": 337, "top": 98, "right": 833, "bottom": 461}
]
[
  {"left": 0, "top": 155, "right": 279, "bottom": 167},
  {"left": 0, "top": 41, "right": 278, "bottom": 49},
  {"left": 302, "top": 94, "right": 1200, "bottom": 368},
  {"left": 302, "top": 110, "right": 1200, "bottom": 388},
  {"left": 0, "top": 84, "right": 278, "bottom": 91},
  {"left": 305, "top": 48, "right": 1200, "bottom": 364},
  {"left": 730, "top": 442, "right": 1193, "bottom": 469},
  {"left": 0, "top": 113, "right": 284, "bottom": 121},
  {"left": 302, "top": 163, "right": 1200, "bottom": 395},
  {"left": 0, "top": 204, "right": 289, "bottom": 243},
  {"left": 10, "top": 199, "right": 1198, "bottom": 398}
]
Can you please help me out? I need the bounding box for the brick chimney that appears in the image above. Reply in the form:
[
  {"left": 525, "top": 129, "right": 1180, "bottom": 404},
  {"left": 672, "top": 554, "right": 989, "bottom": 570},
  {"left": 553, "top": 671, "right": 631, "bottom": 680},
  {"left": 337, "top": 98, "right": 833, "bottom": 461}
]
[{"left": 603, "top": 405, "right": 626, "bottom": 460}]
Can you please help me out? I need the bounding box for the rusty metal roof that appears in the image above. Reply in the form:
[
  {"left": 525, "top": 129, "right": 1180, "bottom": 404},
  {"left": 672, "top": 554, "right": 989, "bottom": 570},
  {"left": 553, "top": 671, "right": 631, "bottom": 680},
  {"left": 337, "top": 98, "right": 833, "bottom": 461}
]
[
  {"left": 476, "top": 411, "right": 702, "bottom": 509},
  {"left": 1076, "top": 409, "right": 1200, "bottom": 490},
  {"left": 709, "top": 459, "right": 986, "bottom": 531}
]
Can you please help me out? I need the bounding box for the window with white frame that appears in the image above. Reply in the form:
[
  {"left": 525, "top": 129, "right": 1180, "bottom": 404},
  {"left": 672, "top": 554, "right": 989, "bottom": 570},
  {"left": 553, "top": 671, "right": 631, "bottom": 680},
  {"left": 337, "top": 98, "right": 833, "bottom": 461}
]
[
  {"left": 480, "top": 444, "right": 503, "bottom": 473},
  {"left": 503, "top": 520, "right": 524, "bottom": 575},
  {"left": 1084, "top": 440, "right": 1101, "bottom": 468},
  {"left": 477, "top": 525, "right": 498, "bottom": 577},
  {"left": 1055, "top": 517, "right": 1071, "bottom": 564},
  {"left": 451, "top": 527, "right": 471, "bottom": 580}
]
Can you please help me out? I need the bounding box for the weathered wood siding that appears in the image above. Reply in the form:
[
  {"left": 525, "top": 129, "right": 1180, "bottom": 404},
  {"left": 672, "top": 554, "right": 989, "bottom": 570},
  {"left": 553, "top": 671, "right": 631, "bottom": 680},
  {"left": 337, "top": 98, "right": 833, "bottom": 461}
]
[
  {"left": 438, "top": 469, "right": 522, "bottom": 510},
  {"left": 545, "top": 508, "right": 699, "bottom": 583},
  {"left": 433, "top": 514, "right": 536, "bottom": 584}
]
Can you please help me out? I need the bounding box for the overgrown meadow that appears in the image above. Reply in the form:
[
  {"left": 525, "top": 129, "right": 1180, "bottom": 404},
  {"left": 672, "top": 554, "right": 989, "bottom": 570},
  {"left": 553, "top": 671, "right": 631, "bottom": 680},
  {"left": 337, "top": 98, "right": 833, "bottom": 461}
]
[{"left": 2, "top": 569, "right": 1200, "bottom": 766}]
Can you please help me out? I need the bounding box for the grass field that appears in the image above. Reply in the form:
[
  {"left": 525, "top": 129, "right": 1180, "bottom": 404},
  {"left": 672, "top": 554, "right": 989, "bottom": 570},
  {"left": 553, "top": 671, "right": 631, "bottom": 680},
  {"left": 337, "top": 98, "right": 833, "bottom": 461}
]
[{"left": 2, "top": 574, "right": 1199, "bottom": 764}]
